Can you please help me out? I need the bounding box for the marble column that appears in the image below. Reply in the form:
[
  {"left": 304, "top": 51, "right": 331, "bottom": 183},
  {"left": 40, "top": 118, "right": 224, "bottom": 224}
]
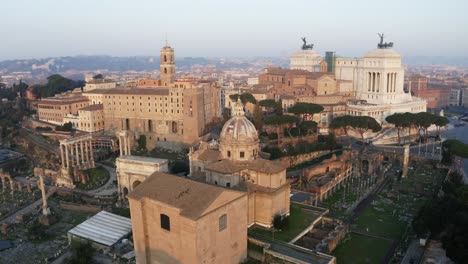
[
  {"left": 75, "top": 143, "right": 80, "bottom": 168},
  {"left": 39, "top": 174, "right": 50, "bottom": 216},
  {"left": 119, "top": 135, "right": 123, "bottom": 156},
  {"left": 60, "top": 144, "right": 65, "bottom": 168},
  {"left": 80, "top": 141, "right": 85, "bottom": 168},
  {"left": 89, "top": 139, "right": 95, "bottom": 167},
  {"left": 125, "top": 135, "right": 131, "bottom": 155},
  {"left": 65, "top": 144, "right": 70, "bottom": 169}
]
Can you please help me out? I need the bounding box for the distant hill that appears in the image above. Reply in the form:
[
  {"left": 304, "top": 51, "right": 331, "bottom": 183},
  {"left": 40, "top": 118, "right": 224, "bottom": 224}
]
[
  {"left": 0, "top": 56, "right": 287, "bottom": 75},
  {"left": 403, "top": 56, "right": 468, "bottom": 67}
]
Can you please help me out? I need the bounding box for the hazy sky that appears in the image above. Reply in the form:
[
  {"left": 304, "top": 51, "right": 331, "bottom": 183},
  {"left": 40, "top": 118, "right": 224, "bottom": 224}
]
[{"left": 1, "top": 0, "right": 467, "bottom": 60}]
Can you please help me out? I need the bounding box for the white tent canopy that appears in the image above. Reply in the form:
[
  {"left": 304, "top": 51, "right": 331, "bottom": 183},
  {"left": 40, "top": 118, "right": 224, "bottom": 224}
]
[{"left": 68, "top": 211, "right": 132, "bottom": 247}]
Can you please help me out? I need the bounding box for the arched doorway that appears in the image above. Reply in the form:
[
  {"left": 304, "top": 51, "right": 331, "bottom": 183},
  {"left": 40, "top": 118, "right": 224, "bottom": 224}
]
[
  {"left": 132, "top": 180, "right": 142, "bottom": 190},
  {"left": 361, "top": 160, "right": 369, "bottom": 175},
  {"left": 122, "top": 187, "right": 129, "bottom": 198}
]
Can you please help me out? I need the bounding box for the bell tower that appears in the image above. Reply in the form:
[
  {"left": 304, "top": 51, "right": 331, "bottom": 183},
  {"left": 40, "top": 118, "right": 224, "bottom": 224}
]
[{"left": 160, "top": 45, "right": 175, "bottom": 87}]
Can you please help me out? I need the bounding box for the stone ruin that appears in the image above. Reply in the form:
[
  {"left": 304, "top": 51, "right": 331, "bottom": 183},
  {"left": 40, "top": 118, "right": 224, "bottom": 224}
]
[{"left": 0, "top": 169, "right": 15, "bottom": 197}]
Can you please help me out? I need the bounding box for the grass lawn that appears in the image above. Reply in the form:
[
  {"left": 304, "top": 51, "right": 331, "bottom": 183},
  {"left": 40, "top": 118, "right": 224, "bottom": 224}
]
[
  {"left": 77, "top": 166, "right": 110, "bottom": 190},
  {"left": 354, "top": 202, "right": 406, "bottom": 239},
  {"left": 333, "top": 232, "right": 393, "bottom": 264},
  {"left": 320, "top": 186, "right": 359, "bottom": 219},
  {"left": 249, "top": 203, "right": 321, "bottom": 242}
]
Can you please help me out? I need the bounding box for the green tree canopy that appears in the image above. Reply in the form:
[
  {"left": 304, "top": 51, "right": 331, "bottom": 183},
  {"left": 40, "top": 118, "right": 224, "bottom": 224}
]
[
  {"left": 329, "top": 115, "right": 354, "bottom": 135},
  {"left": 433, "top": 115, "right": 449, "bottom": 136},
  {"left": 264, "top": 115, "right": 298, "bottom": 125},
  {"left": 298, "top": 120, "right": 317, "bottom": 135},
  {"left": 32, "top": 74, "right": 84, "bottom": 98},
  {"left": 252, "top": 103, "right": 264, "bottom": 130},
  {"left": 287, "top": 102, "right": 324, "bottom": 117},
  {"left": 259, "top": 99, "right": 278, "bottom": 109},
  {"left": 229, "top": 93, "right": 256, "bottom": 104},
  {"left": 350, "top": 116, "right": 382, "bottom": 143},
  {"left": 386, "top": 113, "right": 412, "bottom": 145},
  {"left": 443, "top": 139, "right": 468, "bottom": 159},
  {"left": 264, "top": 115, "right": 298, "bottom": 142}
]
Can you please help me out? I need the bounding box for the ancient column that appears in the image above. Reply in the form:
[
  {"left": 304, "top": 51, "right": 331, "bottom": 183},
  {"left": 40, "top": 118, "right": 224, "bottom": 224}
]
[
  {"left": 89, "top": 139, "right": 95, "bottom": 167},
  {"left": 119, "top": 135, "right": 123, "bottom": 156},
  {"left": 124, "top": 134, "right": 128, "bottom": 155},
  {"left": 0, "top": 175, "right": 5, "bottom": 193},
  {"left": 60, "top": 144, "right": 66, "bottom": 168},
  {"left": 84, "top": 140, "right": 89, "bottom": 167},
  {"left": 75, "top": 143, "right": 80, "bottom": 168},
  {"left": 65, "top": 144, "right": 70, "bottom": 169},
  {"left": 402, "top": 144, "right": 410, "bottom": 178},
  {"left": 9, "top": 177, "right": 14, "bottom": 193},
  {"left": 126, "top": 135, "right": 131, "bottom": 155},
  {"left": 80, "top": 141, "right": 85, "bottom": 168},
  {"left": 39, "top": 171, "right": 50, "bottom": 215}
]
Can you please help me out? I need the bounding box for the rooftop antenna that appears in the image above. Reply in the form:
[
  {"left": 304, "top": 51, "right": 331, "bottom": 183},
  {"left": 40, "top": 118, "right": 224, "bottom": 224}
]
[{"left": 165, "top": 32, "right": 168, "bottom": 47}]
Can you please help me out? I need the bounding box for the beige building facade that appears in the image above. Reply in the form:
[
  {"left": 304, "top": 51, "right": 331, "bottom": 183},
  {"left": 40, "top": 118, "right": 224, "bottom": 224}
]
[
  {"left": 78, "top": 104, "right": 105, "bottom": 132},
  {"left": 128, "top": 172, "right": 248, "bottom": 264},
  {"left": 37, "top": 94, "right": 89, "bottom": 125},
  {"left": 83, "top": 78, "right": 116, "bottom": 92}
]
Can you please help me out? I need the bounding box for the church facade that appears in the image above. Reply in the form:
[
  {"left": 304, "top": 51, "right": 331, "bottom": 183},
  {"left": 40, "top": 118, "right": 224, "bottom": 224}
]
[{"left": 189, "top": 99, "right": 291, "bottom": 228}]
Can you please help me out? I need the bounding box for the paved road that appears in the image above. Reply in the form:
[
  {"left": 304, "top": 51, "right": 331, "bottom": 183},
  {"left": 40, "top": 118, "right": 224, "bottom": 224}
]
[
  {"left": 248, "top": 233, "right": 332, "bottom": 264},
  {"left": 0, "top": 186, "right": 58, "bottom": 224},
  {"left": 401, "top": 239, "right": 425, "bottom": 264},
  {"left": 355, "top": 141, "right": 442, "bottom": 161},
  {"left": 87, "top": 164, "right": 117, "bottom": 196},
  {"left": 444, "top": 122, "right": 468, "bottom": 183},
  {"left": 20, "top": 127, "right": 60, "bottom": 156}
]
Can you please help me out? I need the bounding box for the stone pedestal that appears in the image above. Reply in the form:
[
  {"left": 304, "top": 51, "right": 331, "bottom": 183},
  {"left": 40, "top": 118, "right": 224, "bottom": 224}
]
[
  {"left": 39, "top": 214, "right": 57, "bottom": 226},
  {"left": 58, "top": 168, "right": 76, "bottom": 189}
]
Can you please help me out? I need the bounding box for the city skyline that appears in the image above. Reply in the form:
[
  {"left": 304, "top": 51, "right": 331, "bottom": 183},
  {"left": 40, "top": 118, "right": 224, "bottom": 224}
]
[{"left": 1, "top": 0, "right": 467, "bottom": 60}]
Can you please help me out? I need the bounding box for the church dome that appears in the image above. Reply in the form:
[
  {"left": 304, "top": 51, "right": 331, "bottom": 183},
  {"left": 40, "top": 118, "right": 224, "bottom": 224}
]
[
  {"left": 219, "top": 99, "right": 259, "bottom": 161},
  {"left": 220, "top": 115, "right": 258, "bottom": 145},
  {"left": 363, "top": 48, "right": 401, "bottom": 59},
  {"left": 220, "top": 103, "right": 258, "bottom": 145}
]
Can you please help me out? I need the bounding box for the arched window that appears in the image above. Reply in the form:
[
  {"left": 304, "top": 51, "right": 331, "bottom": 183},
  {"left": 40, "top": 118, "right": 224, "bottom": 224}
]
[
  {"left": 164, "top": 68, "right": 167, "bottom": 74},
  {"left": 227, "top": 151, "right": 231, "bottom": 157},
  {"left": 164, "top": 55, "right": 167, "bottom": 62},
  {"left": 219, "top": 214, "right": 227, "bottom": 231},
  {"left": 171, "top": 121, "right": 178, "bottom": 133},
  {"left": 160, "top": 214, "right": 170, "bottom": 231}
]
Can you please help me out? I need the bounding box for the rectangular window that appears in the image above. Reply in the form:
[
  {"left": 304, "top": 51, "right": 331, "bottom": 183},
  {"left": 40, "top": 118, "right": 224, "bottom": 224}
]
[
  {"left": 219, "top": 214, "right": 227, "bottom": 231},
  {"left": 160, "top": 214, "right": 170, "bottom": 231}
]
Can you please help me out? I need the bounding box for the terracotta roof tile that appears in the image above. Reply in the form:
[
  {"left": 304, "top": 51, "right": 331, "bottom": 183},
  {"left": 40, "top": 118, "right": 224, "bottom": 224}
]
[
  {"left": 79, "top": 104, "right": 103, "bottom": 111},
  {"left": 128, "top": 172, "right": 246, "bottom": 220},
  {"left": 198, "top": 149, "right": 222, "bottom": 162},
  {"left": 206, "top": 158, "right": 287, "bottom": 174},
  {"left": 83, "top": 87, "right": 170, "bottom": 96}
]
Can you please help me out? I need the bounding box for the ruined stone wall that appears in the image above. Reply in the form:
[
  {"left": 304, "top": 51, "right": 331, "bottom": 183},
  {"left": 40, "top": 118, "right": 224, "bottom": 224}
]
[
  {"left": 277, "top": 150, "right": 330, "bottom": 168},
  {"left": 59, "top": 201, "right": 101, "bottom": 213},
  {"left": 325, "top": 223, "right": 348, "bottom": 253}
]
